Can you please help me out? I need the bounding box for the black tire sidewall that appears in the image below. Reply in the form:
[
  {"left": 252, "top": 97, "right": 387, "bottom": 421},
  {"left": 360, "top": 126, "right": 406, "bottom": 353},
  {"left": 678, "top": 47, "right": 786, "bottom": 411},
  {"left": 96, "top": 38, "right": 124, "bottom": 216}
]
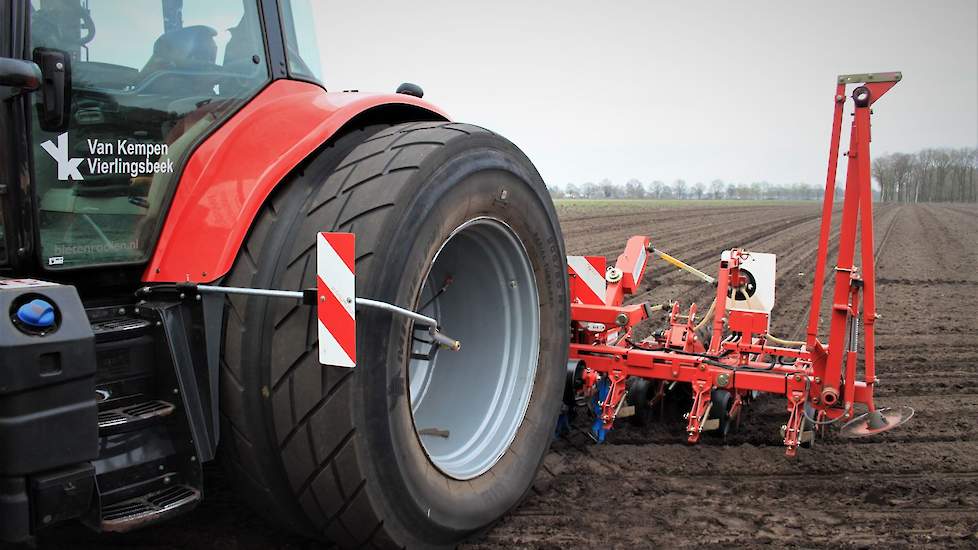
[{"left": 355, "top": 136, "right": 568, "bottom": 542}]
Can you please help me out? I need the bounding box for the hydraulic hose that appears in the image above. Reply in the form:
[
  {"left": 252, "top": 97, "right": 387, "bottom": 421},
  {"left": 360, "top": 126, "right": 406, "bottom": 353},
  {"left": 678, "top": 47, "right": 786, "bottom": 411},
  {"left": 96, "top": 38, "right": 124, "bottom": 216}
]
[
  {"left": 802, "top": 377, "right": 850, "bottom": 425},
  {"left": 764, "top": 333, "right": 806, "bottom": 347},
  {"left": 803, "top": 405, "right": 849, "bottom": 426},
  {"left": 694, "top": 298, "right": 717, "bottom": 331}
]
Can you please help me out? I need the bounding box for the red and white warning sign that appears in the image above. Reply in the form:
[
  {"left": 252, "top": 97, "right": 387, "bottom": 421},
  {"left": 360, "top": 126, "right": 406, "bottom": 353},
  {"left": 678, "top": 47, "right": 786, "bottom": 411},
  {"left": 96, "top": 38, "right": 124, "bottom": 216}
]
[
  {"left": 317, "top": 233, "right": 356, "bottom": 368},
  {"left": 567, "top": 255, "right": 607, "bottom": 305}
]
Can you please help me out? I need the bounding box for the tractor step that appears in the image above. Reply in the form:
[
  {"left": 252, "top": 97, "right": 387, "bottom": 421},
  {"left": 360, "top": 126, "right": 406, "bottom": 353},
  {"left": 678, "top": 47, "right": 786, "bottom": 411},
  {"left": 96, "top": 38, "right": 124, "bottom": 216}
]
[
  {"left": 90, "top": 316, "right": 153, "bottom": 339},
  {"left": 97, "top": 400, "right": 175, "bottom": 435},
  {"left": 100, "top": 483, "right": 200, "bottom": 532},
  {"left": 84, "top": 300, "right": 207, "bottom": 535}
]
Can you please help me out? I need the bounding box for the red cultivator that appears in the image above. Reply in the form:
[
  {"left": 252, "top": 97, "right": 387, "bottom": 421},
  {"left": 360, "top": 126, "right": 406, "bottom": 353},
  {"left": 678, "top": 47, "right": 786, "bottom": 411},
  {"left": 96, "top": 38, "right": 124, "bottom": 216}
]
[{"left": 564, "top": 72, "right": 913, "bottom": 455}]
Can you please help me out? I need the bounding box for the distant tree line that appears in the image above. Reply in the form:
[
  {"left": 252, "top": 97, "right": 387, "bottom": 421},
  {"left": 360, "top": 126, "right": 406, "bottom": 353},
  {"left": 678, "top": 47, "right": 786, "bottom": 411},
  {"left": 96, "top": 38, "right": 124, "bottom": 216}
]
[
  {"left": 548, "top": 178, "right": 830, "bottom": 201},
  {"left": 546, "top": 147, "right": 977, "bottom": 203},
  {"left": 872, "top": 147, "right": 977, "bottom": 203}
]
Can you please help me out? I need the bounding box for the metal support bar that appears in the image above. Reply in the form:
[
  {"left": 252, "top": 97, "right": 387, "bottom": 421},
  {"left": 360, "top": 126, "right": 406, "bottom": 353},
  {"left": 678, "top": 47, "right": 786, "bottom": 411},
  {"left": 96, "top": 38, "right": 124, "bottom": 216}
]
[
  {"left": 837, "top": 71, "right": 902, "bottom": 84},
  {"left": 355, "top": 297, "right": 438, "bottom": 328},
  {"left": 806, "top": 82, "right": 847, "bottom": 347},
  {"left": 196, "top": 284, "right": 303, "bottom": 300},
  {"left": 191, "top": 284, "right": 460, "bottom": 350}
]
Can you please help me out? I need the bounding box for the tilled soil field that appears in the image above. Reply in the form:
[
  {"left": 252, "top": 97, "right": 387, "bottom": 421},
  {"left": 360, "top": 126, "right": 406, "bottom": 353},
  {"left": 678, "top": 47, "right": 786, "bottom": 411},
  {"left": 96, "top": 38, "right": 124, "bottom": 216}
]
[
  {"left": 24, "top": 201, "right": 978, "bottom": 549},
  {"left": 466, "top": 201, "right": 978, "bottom": 549}
]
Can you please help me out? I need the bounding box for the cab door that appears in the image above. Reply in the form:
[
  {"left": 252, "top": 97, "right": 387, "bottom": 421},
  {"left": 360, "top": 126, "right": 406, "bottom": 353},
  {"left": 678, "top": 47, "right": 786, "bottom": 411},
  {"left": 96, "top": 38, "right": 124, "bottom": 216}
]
[
  {"left": 27, "top": 0, "right": 270, "bottom": 270},
  {"left": 0, "top": 0, "right": 33, "bottom": 272}
]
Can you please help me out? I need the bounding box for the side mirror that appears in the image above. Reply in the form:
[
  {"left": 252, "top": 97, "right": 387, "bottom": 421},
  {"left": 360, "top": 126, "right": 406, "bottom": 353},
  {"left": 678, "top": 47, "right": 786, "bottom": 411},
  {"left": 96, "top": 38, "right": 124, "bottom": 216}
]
[
  {"left": 396, "top": 82, "right": 424, "bottom": 98},
  {"left": 0, "top": 57, "right": 42, "bottom": 99},
  {"left": 32, "top": 48, "right": 72, "bottom": 132}
]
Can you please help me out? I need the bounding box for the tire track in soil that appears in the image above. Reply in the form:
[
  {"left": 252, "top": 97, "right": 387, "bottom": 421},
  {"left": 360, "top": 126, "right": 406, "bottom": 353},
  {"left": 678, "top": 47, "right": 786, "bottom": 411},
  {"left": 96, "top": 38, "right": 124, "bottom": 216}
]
[{"left": 465, "top": 203, "right": 978, "bottom": 550}]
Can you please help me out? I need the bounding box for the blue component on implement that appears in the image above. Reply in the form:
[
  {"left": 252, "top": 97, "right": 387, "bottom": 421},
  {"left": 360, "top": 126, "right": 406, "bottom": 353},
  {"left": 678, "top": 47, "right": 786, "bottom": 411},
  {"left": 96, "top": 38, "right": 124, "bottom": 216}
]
[
  {"left": 16, "top": 298, "right": 56, "bottom": 328},
  {"left": 555, "top": 407, "right": 572, "bottom": 439},
  {"left": 589, "top": 377, "right": 611, "bottom": 443}
]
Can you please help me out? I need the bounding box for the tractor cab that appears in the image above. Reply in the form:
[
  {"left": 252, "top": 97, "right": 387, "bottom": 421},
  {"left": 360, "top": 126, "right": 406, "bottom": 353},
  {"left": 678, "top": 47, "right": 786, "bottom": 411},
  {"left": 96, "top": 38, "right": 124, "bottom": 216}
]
[
  {"left": 0, "top": 1, "right": 373, "bottom": 542},
  {"left": 1, "top": 0, "right": 323, "bottom": 278}
]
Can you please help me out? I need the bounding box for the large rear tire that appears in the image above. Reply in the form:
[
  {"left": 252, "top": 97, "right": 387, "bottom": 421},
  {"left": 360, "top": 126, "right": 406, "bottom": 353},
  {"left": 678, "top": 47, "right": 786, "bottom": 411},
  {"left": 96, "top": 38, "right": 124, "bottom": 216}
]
[{"left": 220, "top": 121, "right": 569, "bottom": 548}]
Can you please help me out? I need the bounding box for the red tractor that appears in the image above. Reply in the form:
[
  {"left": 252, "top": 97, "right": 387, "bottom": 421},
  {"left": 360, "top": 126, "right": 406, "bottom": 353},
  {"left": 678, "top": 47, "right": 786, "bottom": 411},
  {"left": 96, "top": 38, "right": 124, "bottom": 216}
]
[
  {"left": 0, "top": 1, "right": 912, "bottom": 548},
  {"left": 1, "top": 1, "right": 568, "bottom": 547}
]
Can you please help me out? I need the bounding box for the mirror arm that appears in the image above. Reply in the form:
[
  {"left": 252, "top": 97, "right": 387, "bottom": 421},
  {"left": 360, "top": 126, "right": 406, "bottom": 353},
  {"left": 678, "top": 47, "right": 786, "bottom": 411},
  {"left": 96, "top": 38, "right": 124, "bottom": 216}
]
[{"left": 0, "top": 57, "right": 43, "bottom": 98}]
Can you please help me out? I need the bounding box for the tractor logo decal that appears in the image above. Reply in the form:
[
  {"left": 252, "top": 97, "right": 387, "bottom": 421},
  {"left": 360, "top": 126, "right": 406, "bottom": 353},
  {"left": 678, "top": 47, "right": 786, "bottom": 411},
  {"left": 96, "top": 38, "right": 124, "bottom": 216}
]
[
  {"left": 40, "top": 132, "right": 174, "bottom": 181},
  {"left": 40, "top": 133, "right": 84, "bottom": 181}
]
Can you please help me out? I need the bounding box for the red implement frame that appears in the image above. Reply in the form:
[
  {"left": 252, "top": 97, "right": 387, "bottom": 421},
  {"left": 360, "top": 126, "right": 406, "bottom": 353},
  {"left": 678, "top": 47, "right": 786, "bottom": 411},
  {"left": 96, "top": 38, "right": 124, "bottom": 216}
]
[{"left": 567, "top": 72, "right": 902, "bottom": 455}]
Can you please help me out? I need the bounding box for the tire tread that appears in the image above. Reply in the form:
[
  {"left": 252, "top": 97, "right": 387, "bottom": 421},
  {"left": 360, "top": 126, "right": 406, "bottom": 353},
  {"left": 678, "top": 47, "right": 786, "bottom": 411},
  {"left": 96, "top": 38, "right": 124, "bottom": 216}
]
[{"left": 221, "top": 122, "right": 494, "bottom": 546}]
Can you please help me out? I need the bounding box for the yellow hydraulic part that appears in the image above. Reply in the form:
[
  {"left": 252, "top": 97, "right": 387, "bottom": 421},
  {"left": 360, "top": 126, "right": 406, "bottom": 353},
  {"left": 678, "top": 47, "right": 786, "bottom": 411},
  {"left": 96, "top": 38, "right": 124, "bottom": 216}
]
[{"left": 651, "top": 247, "right": 716, "bottom": 285}]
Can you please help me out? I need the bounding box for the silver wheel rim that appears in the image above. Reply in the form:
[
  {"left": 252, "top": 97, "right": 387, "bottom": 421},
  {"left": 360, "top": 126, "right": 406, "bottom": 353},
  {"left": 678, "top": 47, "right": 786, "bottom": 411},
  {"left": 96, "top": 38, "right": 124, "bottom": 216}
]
[{"left": 408, "top": 217, "right": 540, "bottom": 480}]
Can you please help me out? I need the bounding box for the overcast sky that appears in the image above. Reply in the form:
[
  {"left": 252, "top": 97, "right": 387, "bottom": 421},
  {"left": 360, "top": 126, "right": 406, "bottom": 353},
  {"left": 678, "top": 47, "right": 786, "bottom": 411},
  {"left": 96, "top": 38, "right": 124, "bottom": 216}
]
[{"left": 318, "top": 1, "right": 978, "bottom": 188}]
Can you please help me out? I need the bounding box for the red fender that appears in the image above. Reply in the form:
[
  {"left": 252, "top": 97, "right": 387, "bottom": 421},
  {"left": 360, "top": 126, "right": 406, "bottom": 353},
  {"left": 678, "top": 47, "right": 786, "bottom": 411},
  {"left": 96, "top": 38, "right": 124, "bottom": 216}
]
[{"left": 143, "top": 79, "right": 448, "bottom": 283}]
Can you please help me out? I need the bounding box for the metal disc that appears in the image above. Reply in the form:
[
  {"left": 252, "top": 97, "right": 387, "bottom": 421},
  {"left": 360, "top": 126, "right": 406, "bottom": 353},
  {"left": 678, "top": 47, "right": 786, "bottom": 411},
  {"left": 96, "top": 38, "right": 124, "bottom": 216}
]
[
  {"left": 727, "top": 268, "right": 758, "bottom": 301},
  {"left": 708, "top": 389, "right": 734, "bottom": 438},
  {"left": 840, "top": 406, "right": 915, "bottom": 438}
]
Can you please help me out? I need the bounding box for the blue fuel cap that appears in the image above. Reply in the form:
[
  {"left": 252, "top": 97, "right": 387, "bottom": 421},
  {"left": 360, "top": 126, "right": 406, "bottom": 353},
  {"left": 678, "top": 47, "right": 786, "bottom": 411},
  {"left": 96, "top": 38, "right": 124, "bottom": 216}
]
[{"left": 16, "top": 298, "right": 56, "bottom": 329}]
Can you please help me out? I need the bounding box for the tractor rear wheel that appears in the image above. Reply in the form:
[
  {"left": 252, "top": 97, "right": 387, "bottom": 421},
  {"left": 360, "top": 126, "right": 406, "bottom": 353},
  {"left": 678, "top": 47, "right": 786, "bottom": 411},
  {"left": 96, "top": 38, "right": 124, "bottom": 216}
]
[{"left": 220, "top": 121, "right": 569, "bottom": 548}]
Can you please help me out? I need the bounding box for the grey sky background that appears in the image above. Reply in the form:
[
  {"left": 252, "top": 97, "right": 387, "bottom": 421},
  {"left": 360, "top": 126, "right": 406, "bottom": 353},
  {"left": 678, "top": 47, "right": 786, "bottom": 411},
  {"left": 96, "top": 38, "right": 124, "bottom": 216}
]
[{"left": 319, "top": 1, "right": 978, "bottom": 189}]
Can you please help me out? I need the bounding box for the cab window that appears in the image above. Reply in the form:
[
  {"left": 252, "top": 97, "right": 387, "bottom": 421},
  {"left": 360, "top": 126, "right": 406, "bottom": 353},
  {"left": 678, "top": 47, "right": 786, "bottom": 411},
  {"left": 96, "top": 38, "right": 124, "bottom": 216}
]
[
  {"left": 29, "top": 0, "right": 269, "bottom": 268},
  {"left": 279, "top": 0, "right": 326, "bottom": 82}
]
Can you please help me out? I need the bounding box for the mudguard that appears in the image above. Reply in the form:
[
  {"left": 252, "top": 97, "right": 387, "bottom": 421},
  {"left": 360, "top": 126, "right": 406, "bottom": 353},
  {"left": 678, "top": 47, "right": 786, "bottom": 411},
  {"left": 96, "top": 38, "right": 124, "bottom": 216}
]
[{"left": 143, "top": 79, "right": 447, "bottom": 283}]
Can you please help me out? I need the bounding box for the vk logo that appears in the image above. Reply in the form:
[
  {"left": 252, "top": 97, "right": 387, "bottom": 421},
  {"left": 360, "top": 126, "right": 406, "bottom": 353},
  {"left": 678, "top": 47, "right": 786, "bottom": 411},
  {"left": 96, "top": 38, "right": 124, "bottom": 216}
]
[{"left": 40, "top": 133, "right": 84, "bottom": 181}]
